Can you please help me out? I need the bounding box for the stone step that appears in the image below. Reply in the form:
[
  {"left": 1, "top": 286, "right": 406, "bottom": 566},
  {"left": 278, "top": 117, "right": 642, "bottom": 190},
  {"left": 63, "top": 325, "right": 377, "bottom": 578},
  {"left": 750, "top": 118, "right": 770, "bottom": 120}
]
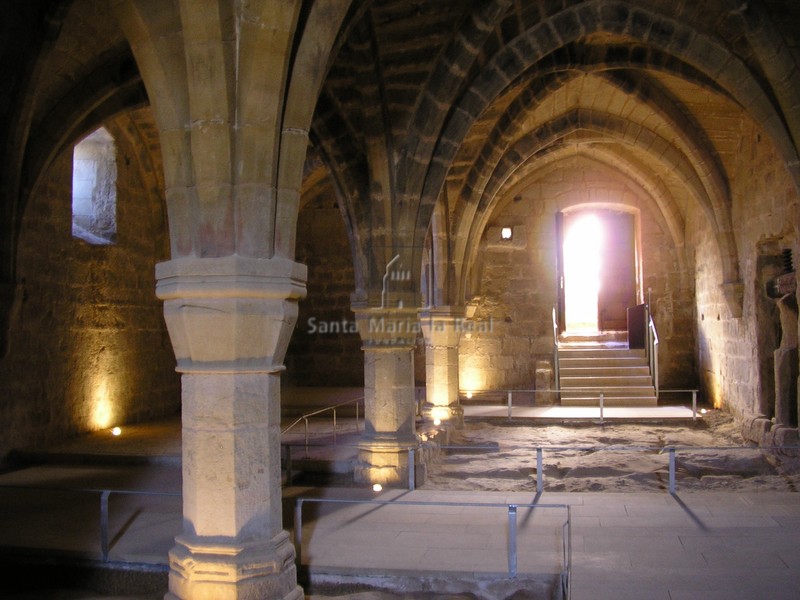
[
  {"left": 558, "top": 347, "right": 645, "bottom": 359},
  {"left": 560, "top": 386, "right": 657, "bottom": 397},
  {"left": 559, "top": 357, "right": 649, "bottom": 369},
  {"left": 560, "top": 396, "right": 658, "bottom": 407},
  {"left": 560, "top": 375, "right": 654, "bottom": 387},
  {"left": 559, "top": 366, "right": 651, "bottom": 377}
]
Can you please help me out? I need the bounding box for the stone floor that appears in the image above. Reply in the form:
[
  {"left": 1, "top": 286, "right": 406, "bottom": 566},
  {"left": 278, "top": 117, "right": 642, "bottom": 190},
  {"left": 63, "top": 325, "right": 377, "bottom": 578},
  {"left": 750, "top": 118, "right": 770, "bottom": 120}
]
[{"left": 0, "top": 390, "right": 797, "bottom": 599}]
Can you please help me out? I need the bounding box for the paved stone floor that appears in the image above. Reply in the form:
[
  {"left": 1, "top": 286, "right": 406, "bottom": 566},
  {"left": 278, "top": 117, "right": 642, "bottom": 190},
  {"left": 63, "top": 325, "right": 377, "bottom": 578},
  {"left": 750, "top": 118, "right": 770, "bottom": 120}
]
[{"left": 1, "top": 397, "right": 798, "bottom": 599}]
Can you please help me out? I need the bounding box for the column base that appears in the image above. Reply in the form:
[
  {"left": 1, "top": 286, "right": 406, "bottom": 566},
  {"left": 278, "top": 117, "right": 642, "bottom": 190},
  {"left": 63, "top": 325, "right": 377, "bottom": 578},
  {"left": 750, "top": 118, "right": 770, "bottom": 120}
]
[
  {"left": 421, "top": 403, "right": 464, "bottom": 428},
  {"left": 353, "top": 435, "right": 423, "bottom": 487},
  {"left": 166, "top": 531, "right": 303, "bottom": 600}
]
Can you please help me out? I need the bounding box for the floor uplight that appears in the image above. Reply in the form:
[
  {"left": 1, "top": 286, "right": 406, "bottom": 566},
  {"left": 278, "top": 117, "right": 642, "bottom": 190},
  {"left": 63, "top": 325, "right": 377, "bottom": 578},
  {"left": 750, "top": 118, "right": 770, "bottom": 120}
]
[
  {"left": 111, "top": 426, "right": 122, "bottom": 436},
  {"left": 372, "top": 483, "right": 382, "bottom": 492}
]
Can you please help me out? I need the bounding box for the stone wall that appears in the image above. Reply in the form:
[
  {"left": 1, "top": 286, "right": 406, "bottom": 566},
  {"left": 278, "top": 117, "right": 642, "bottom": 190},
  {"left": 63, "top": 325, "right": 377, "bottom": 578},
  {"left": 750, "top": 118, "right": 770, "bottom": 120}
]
[
  {"left": 460, "top": 157, "right": 695, "bottom": 395},
  {"left": 285, "top": 193, "right": 363, "bottom": 387},
  {"left": 692, "top": 117, "right": 800, "bottom": 421},
  {"left": 0, "top": 113, "right": 180, "bottom": 462}
]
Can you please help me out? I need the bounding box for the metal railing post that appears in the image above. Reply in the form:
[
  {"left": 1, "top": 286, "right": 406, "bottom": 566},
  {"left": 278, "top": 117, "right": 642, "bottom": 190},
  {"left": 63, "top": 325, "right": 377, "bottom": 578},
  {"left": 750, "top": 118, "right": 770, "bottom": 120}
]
[
  {"left": 294, "top": 499, "right": 304, "bottom": 564},
  {"left": 303, "top": 418, "right": 309, "bottom": 458},
  {"left": 537, "top": 447, "right": 544, "bottom": 493},
  {"left": 668, "top": 447, "right": 676, "bottom": 494},
  {"left": 100, "top": 490, "right": 110, "bottom": 561},
  {"left": 356, "top": 401, "right": 360, "bottom": 431},
  {"left": 285, "top": 445, "right": 293, "bottom": 485},
  {"left": 408, "top": 448, "right": 416, "bottom": 491},
  {"left": 333, "top": 409, "right": 337, "bottom": 445},
  {"left": 692, "top": 391, "right": 697, "bottom": 422},
  {"left": 599, "top": 393, "right": 604, "bottom": 424},
  {"left": 507, "top": 391, "right": 513, "bottom": 420},
  {"left": 566, "top": 505, "right": 572, "bottom": 600},
  {"left": 507, "top": 504, "right": 518, "bottom": 578}
]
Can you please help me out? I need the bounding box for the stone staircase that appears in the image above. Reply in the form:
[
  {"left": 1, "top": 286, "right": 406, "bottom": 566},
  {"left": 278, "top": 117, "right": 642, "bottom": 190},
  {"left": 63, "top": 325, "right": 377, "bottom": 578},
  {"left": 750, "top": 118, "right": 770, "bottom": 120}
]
[{"left": 557, "top": 340, "right": 657, "bottom": 407}]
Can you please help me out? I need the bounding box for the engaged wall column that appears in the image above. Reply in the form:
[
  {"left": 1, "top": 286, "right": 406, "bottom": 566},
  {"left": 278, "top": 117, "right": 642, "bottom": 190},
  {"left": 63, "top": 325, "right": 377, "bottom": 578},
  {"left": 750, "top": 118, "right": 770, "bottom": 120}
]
[{"left": 420, "top": 307, "right": 464, "bottom": 427}]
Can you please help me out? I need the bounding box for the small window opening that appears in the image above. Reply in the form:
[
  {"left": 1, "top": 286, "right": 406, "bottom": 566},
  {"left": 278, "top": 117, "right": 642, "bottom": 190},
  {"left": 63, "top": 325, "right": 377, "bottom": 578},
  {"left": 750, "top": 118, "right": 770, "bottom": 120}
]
[
  {"left": 501, "top": 226, "right": 513, "bottom": 240},
  {"left": 72, "top": 127, "right": 117, "bottom": 244}
]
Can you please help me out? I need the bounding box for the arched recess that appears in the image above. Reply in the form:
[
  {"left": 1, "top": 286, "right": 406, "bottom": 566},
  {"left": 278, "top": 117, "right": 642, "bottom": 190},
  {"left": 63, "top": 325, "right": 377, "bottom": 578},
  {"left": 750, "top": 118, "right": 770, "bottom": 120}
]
[{"left": 21, "top": 48, "right": 147, "bottom": 233}]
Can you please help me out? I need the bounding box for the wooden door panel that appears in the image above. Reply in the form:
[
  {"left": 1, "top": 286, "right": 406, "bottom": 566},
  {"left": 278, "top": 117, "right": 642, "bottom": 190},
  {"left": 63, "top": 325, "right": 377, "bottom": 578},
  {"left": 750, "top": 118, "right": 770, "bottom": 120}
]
[{"left": 598, "top": 212, "right": 636, "bottom": 331}]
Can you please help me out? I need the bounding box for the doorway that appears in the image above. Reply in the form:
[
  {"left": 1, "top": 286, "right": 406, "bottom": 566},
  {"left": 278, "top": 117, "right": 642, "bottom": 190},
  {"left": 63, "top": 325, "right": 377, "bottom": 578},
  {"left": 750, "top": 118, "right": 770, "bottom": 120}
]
[{"left": 557, "top": 208, "right": 638, "bottom": 334}]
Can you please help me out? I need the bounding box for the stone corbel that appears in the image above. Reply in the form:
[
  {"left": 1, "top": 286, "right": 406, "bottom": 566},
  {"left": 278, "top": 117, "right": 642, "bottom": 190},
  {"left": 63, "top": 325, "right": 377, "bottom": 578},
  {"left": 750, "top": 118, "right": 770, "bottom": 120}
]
[{"left": 720, "top": 280, "right": 744, "bottom": 318}]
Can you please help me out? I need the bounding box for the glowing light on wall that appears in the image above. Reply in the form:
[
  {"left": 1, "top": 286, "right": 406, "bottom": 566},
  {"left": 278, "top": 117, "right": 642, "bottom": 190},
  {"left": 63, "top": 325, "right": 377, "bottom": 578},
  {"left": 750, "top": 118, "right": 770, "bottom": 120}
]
[
  {"left": 460, "top": 364, "right": 487, "bottom": 396},
  {"left": 91, "top": 377, "right": 114, "bottom": 429}
]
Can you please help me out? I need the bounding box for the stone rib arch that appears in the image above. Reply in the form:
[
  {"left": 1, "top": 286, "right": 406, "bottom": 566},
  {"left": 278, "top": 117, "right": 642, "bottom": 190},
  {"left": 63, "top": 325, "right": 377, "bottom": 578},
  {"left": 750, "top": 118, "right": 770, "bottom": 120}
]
[
  {"left": 457, "top": 109, "right": 737, "bottom": 290},
  {"left": 113, "top": 0, "right": 308, "bottom": 259},
  {"left": 737, "top": 0, "right": 800, "bottom": 179},
  {"left": 597, "top": 70, "right": 730, "bottom": 206},
  {"left": 276, "top": 0, "right": 354, "bottom": 258},
  {"left": 453, "top": 146, "right": 690, "bottom": 305},
  {"left": 307, "top": 125, "right": 370, "bottom": 301},
  {"left": 396, "top": 0, "right": 513, "bottom": 202},
  {"left": 413, "top": 0, "right": 798, "bottom": 272},
  {"left": 451, "top": 70, "right": 726, "bottom": 243}
]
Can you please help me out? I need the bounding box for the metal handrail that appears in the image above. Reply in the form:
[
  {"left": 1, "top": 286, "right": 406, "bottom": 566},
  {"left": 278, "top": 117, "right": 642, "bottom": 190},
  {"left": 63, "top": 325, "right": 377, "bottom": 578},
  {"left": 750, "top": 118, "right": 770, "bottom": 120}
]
[
  {"left": 552, "top": 306, "right": 560, "bottom": 396},
  {"left": 294, "top": 496, "right": 572, "bottom": 597},
  {"left": 281, "top": 396, "right": 364, "bottom": 457},
  {"left": 0, "top": 485, "right": 179, "bottom": 562},
  {"left": 646, "top": 307, "right": 660, "bottom": 398},
  {"left": 459, "top": 387, "right": 700, "bottom": 421}
]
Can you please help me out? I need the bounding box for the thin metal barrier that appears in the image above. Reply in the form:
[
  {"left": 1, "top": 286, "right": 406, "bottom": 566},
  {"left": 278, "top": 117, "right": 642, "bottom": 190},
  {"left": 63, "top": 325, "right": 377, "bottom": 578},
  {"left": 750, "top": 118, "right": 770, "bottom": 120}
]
[
  {"left": 0, "top": 485, "right": 180, "bottom": 561},
  {"left": 294, "top": 496, "right": 572, "bottom": 597},
  {"left": 646, "top": 305, "right": 660, "bottom": 397},
  {"left": 282, "top": 396, "right": 364, "bottom": 458},
  {"left": 436, "top": 443, "right": 800, "bottom": 494},
  {"left": 461, "top": 388, "right": 700, "bottom": 421}
]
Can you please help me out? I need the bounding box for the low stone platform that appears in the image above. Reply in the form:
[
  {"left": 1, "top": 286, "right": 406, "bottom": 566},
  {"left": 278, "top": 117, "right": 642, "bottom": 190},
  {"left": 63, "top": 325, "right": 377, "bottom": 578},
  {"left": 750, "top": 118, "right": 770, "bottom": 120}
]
[{"left": 463, "top": 404, "right": 701, "bottom": 421}]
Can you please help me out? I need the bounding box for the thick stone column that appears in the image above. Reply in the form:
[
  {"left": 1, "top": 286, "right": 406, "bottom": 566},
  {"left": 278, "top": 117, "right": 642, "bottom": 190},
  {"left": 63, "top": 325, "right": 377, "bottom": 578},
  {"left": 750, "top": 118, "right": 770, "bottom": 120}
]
[
  {"left": 156, "top": 256, "right": 305, "bottom": 600},
  {"left": 352, "top": 306, "right": 419, "bottom": 486},
  {"left": 420, "top": 307, "right": 464, "bottom": 427}
]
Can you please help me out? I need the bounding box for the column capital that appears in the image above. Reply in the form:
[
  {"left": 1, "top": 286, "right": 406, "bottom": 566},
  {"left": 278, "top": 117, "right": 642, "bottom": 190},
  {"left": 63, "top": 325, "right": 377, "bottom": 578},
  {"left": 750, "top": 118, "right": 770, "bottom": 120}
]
[
  {"left": 351, "top": 305, "right": 420, "bottom": 349},
  {"left": 156, "top": 255, "right": 307, "bottom": 300},
  {"left": 419, "top": 305, "right": 465, "bottom": 347},
  {"left": 156, "top": 256, "right": 307, "bottom": 373}
]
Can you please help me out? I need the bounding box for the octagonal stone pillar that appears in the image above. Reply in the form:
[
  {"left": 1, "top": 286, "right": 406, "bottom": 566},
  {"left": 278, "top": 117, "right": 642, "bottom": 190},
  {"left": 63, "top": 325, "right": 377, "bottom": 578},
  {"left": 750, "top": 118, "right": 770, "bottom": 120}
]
[
  {"left": 352, "top": 306, "right": 420, "bottom": 486},
  {"left": 420, "top": 307, "right": 464, "bottom": 427},
  {"left": 156, "top": 256, "right": 306, "bottom": 600}
]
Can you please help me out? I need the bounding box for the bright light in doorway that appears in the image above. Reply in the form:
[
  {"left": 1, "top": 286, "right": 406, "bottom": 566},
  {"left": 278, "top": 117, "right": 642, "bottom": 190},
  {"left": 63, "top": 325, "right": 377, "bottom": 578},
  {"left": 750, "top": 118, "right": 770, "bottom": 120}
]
[
  {"left": 564, "top": 213, "right": 603, "bottom": 332},
  {"left": 501, "top": 227, "right": 513, "bottom": 240}
]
